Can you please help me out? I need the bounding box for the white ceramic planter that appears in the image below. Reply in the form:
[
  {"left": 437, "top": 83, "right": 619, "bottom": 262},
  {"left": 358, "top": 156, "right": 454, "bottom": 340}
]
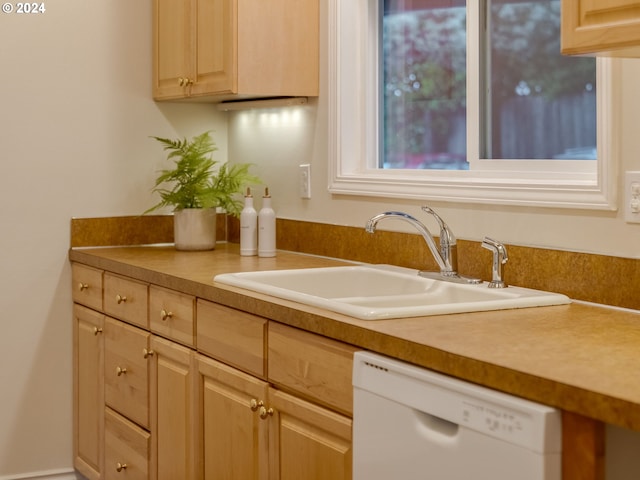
[{"left": 173, "top": 208, "right": 217, "bottom": 251}]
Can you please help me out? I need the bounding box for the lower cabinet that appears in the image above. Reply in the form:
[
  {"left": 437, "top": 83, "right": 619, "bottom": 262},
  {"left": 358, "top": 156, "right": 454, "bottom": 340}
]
[
  {"left": 267, "top": 322, "right": 354, "bottom": 480},
  {"left": 72, "top": 262, "right": 354, "bottom": 480},
  {"left": 196, "top": 354, "right": 353, "bottom": 480}
]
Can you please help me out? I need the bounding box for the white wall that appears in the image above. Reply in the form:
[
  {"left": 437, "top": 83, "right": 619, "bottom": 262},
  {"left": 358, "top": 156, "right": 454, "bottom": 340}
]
[
  {"left": 229, "top": 3, "right": 640, "bottom": 259},
  {"left": 0, "top": 0, "right": 227, "bottom": 477},
  {"left": 231, "top": 70, "right": 640, "bottom": 257},
  {"left": 1, "top": 0, "right": 639, "bottom": 477}
]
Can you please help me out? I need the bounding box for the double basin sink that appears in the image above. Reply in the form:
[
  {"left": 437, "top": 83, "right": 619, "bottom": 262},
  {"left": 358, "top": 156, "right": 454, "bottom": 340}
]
[{"left": 214, "top": 264, "right": 570, "bottom": 320}]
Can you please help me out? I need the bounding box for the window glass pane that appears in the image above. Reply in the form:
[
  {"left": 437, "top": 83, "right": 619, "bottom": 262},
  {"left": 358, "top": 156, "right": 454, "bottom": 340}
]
[
  {"left": 382, "top": 0, "right": 467, "bottom": 170},
  {"left": 381, "top": 0, "right": 597, "bottom": 170},
  {"left": 484, "top": 0, "right": 597, "bottom": 160}
]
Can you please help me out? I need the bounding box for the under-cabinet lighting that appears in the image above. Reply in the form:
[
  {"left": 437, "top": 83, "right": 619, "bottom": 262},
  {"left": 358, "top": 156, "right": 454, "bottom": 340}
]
[{"left": 217, "top": 97, "right": 308, "bottom": 111}]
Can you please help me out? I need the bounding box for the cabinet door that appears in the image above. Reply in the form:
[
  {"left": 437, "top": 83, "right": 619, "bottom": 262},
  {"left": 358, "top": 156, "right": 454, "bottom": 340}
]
[
  {"left": 149, "top": 335, "right": 197, "bottom": 480},
  {"left": 153, "top": 0, "right": 193, "bottom": 99},
  {"left": 73, "top": 304, "right": 105, "bottom": 480},
  {"left": 268, "top": 388, "right": 352, "bottom": 480},
  {"left": 562, "top": 0, "right": 640, "bottom": 55},
  {"left": 197, "top": 354, "right": 269, "bottom": 480},
  {"left": 235, "top": 0, "right": 319, "bottom": 96},
  {"left": 191, "top": 0, "right": 237, "bottom": 96}
]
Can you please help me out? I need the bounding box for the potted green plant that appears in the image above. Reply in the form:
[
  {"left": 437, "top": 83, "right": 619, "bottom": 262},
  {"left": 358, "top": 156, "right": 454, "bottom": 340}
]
[{"left": 145, "top": 131, "right": 260, "bottom": 251}]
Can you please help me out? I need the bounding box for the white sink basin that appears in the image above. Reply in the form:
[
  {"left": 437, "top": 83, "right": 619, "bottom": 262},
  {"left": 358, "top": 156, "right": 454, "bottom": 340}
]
[{"left": 214, "top": 264, "right": 571, "bottom": 320}]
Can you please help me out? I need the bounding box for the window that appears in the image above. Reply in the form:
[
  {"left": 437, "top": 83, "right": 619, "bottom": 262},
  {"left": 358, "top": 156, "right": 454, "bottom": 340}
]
[
  {"left": 328, "top": 0, "right": 619, "bottom": 209},
  {"left": 383, "top": 0, "right": 468, "bottom": 170}
]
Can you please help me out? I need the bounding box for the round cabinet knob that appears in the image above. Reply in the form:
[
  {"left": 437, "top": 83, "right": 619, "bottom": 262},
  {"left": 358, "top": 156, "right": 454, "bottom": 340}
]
[
  {"left": 259, "top": 406, "right": 274, "bottom": 419},
  {"left": 249, "top": 399, "right": 263, "bottom": 412},
  {"left": 116, "top": 366, "right": 127, "bottom": 376},
  {"left": 78, "top": 283, "right": 89, "bottom": 291},
  {"left": 116, "top": 462, "right": 127, "bottom": 472},
  {"left": 161, "top": 309, "right": 173, "bottom": 321},
  {"left": 116, "top": 294, "right": 127, "bottom": 304},
  {"left": 143, "top": 348, "right": 154, "bottom": 359},
  {"left": 93, "top": 327, "right": 103, "bottom": 336}
]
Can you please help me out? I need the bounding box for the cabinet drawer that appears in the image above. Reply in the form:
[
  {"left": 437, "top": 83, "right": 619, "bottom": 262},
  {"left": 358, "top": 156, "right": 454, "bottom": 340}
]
[
  {"left": 197, "top": 299, "right": 266, "bottom": 378},
  {"left": 268, "top": 323, "right": 357, "bottom": 416},
  {"left": 104, "top": 317, "right": 150, "bottom": 429},
  {"left": 72, "top": 263, "right": 103, "bottom": 311},
  {"left": 104, "top": 273, "right": 148, "bottom": 328},
  {"left": 104, "top": 407, "right": 150, "bottom": 480},
  {"left": 149, "top": 285, "right": 195, "bottom": 347}
]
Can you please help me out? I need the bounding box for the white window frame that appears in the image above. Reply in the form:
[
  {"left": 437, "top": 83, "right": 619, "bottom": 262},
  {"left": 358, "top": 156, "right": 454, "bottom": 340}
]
[{"left": 328, "top": 0, "right": 619, "bottom": 210}]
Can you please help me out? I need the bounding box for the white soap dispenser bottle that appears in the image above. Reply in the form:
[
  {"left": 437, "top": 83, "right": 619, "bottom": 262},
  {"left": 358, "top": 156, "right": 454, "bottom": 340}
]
[
  {"left": 258, "top": 187, "right": 276, "bottom": 257},
  {"left": 240, "top": 187, "right": 257, "bottom": 256}
]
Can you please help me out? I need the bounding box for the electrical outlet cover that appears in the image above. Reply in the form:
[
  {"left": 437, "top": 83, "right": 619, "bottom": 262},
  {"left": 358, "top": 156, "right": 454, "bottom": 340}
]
[{"left": 624, "top": 171, "right": 640, "bottom": 224}]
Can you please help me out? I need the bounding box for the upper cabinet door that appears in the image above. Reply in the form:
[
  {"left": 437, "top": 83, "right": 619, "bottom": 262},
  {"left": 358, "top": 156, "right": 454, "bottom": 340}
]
[
  {"left": 562, "top": 0, "right": 640, "bottom": 56},
  {"left": 153, "top": 0, "right": 193, "bottom": 99},
  {"left": 234, "top": 0, "right": 319, "bottom": 97},
  {"left": 191, "top": 0, "right": 237, "bottom": 96}
]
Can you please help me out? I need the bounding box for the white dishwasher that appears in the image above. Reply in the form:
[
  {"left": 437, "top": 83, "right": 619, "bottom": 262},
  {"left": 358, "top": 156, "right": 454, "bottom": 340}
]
[{"left": 353, "top": 351, "right": 562, "bottom": 480}]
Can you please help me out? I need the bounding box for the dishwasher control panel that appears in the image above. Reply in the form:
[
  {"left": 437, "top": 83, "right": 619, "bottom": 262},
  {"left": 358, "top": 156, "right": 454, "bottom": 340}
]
[{"left": 462, "top": 398, "right": 530, "bottom": 441}]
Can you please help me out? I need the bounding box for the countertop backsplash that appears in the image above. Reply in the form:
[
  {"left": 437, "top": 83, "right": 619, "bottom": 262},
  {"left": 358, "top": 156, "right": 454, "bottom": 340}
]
[{"left": 71, "top": 215, "right": 640, "bottom": 311}]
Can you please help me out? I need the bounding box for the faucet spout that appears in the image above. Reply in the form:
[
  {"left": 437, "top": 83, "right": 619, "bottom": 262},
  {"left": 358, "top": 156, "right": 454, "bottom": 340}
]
[{"left": 365, "top": 211, "right": 450, "bottom": 273}]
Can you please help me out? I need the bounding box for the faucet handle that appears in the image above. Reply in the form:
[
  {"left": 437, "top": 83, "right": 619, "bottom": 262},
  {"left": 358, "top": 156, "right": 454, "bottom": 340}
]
[
  {"left": 481, "top": 237, "right": 508, "bottom": 288},
  {"left": 421, "top": 205, "right": 457, "bottom": 272},
  {"left": 421, "top": 206, "right": 456, "bottom": 245}
]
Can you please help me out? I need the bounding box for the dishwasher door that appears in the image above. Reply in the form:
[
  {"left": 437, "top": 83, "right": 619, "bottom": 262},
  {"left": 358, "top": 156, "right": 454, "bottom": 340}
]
[{"left": 353, "top": 351, "right": 562, "bottom": 480}]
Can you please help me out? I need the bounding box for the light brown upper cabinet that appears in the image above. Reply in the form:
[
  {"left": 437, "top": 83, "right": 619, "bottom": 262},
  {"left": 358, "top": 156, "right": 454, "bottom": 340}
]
[
  {"left": 153, "top": 0, "right": 319, "bottom": 101},
  {"left": 562, "top": 0, "right": 640, "bottom": 56}
]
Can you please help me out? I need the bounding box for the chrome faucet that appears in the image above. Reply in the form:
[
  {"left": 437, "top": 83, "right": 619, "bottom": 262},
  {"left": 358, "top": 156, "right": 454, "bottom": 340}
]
[
  {"left": 365, "top": 207, "right": 481, "bottom": 284},
  {"left": 366, "top": 211, "right": 450, "bottom": 272}
]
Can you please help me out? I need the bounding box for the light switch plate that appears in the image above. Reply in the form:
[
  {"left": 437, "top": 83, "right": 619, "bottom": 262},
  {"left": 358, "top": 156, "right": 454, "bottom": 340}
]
[{"left": 299, "top": 164, "right": 311, "bottom": 199}]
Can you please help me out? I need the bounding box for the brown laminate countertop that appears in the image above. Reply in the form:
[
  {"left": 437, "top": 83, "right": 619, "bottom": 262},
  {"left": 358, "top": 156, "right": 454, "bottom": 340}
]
[{"left": 69, "top": 243, "right": 640, "bottom": 431}]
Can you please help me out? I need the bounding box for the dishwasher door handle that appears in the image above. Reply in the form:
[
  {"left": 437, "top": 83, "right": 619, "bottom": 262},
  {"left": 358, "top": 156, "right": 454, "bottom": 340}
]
[{"left": 415, "top": 410, "right": 459, "bottom": 441}]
